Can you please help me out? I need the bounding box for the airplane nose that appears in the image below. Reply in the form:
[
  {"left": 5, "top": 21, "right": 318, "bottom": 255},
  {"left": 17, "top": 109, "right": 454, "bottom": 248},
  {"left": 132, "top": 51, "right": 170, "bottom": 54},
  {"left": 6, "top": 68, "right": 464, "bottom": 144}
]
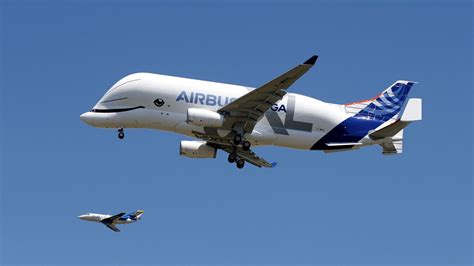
[
  {"left": 78, "top": 215, "right": 87, "bottom": 220},
  {"left": 80, "top": 112, "right": 94, "bottom": 125}
]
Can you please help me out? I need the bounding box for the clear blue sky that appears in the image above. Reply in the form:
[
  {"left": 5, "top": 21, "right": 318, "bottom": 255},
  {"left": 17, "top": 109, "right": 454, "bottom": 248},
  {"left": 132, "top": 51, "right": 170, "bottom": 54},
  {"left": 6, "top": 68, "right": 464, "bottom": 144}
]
[{"left": 1, "top": 1, "right": 472, "bottom": 265}]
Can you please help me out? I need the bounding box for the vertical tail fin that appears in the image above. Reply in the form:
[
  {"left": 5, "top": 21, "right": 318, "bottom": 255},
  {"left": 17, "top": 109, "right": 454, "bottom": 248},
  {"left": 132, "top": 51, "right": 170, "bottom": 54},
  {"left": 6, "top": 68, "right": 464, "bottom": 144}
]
[
  {"left": 346, "top": 80, "right": 416, "bottom": 122},
  {"left": 124, "top": 210, "right": 144, "bottom": 220},
  {"left": 133, "top": 210, "right": 144, "bottom": 219}
]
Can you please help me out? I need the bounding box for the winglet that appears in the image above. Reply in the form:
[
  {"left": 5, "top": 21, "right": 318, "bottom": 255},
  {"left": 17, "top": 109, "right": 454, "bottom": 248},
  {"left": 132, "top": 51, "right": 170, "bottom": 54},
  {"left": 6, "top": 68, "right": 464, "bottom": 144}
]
[
  {"left": 400, "top": 98, "right": 422, "bottom": 122},
  {"left": 271, "top": 162, "right": 278, "bottom": 168},
  {"left": 303, "top": 55, "right": 318, "bottom": 65}
]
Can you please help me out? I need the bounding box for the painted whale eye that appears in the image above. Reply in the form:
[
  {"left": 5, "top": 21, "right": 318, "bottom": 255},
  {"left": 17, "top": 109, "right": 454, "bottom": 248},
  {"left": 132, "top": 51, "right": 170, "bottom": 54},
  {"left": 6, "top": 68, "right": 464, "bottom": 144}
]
[{"left": 154, "top": 98, "right": 165, "bottom": 107}]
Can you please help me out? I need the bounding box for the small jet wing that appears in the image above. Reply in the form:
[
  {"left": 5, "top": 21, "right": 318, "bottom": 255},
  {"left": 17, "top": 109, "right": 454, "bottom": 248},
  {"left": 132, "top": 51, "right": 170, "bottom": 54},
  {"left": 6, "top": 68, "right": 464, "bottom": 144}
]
[
  {"left": 218, "top": 55, "right": 318, "bottom": 133},
  {"left": 101, "top": 212, "right": 125, "bottom": 224},
  {"left": 215, "top": 143, "right": 275, "bottom": 168},
  {"left": 104, "top": 223, "right": 121, "bottom": 232}
]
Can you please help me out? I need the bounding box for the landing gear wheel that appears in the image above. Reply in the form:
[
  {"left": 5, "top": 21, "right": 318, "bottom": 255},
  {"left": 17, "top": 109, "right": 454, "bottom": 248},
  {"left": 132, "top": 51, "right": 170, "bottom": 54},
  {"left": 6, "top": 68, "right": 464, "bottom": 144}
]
[
  {"left": 236, "top": 158, "right": 245, "bottom": 169},
  {"left": 233, "top": 134, "right": 242, "bottom": 145},
  {"left": 242, "top": 141, "right": 251, "bottom": 151},
  {"left": 228, "top": 153, "right": 237, "bottom": 163},
  {"left": 118, "top": 128, "right": 124, "bottom": 140}
]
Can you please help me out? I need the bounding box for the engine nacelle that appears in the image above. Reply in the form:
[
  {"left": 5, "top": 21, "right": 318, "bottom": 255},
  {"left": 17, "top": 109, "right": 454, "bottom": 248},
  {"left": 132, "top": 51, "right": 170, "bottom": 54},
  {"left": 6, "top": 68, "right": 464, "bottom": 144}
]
[
  {"left": 179, "top": 140, "right": 217, "bottom": 158},
  {"left": 187, "top": 108, "right": 224, "bottom": 128}
]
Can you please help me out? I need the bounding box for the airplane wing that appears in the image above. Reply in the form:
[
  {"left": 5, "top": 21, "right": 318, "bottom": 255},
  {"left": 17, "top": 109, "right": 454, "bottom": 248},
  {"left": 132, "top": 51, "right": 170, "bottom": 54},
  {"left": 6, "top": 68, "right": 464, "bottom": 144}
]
[
  {"left": 212, "top": 143, "right": 275, "bottom": 168},
  {"left": 101, "top": 212, "right": 125, "bottom": 224},
  {"left": 218, "top": 55, "right": 318, "bottom": 133},
  {"left": 104, "top": 223, "right": 121, "bottom": 232}
]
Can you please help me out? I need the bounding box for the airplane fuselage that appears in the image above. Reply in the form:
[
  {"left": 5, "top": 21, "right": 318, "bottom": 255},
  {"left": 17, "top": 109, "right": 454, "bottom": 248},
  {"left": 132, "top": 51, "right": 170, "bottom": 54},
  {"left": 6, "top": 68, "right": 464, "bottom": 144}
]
[
  {"left": 78, "top": 213, "right": 139, "bottom": 224},
  {"left": 80, "top": 73, "right": 382, "bottom": 150}
]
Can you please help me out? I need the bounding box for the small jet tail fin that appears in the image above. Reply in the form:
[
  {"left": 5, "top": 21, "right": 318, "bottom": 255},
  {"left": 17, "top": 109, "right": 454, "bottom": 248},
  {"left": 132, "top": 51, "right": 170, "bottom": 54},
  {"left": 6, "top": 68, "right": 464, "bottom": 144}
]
[
  {"left": 131, "top": 210, "right": 145, "bottom": 219},
  {"left": 120, "top": 210, "right": 145, "bottom": 221},
  {"left": 345, "top": 80, "right": 416, "bottom": 122}
]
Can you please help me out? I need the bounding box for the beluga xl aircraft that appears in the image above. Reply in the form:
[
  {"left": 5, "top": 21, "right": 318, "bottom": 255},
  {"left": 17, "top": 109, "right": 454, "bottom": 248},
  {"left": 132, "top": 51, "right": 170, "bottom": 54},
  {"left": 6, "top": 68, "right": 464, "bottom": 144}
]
[
  {"left": 78, "top": 210, "right": 144, "bottom": 232},
  {"left": 80, "top": 55, "right": 422, "bottom": 169}
]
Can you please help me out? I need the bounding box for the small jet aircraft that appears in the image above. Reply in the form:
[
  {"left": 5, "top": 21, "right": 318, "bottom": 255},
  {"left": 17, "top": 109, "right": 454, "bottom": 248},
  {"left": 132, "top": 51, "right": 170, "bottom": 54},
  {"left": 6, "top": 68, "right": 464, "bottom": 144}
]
[
  {"left": 78, "top": 210, "right": 144, "bottom": 232},
  {"left": 80, "top": 55, "right": 422, "bottom": 169}
]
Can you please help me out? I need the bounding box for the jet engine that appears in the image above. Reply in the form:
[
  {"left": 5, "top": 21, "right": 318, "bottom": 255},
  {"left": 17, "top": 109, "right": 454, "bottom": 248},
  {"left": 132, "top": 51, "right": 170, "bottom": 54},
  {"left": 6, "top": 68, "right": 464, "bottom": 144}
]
[
  {"left": 186, "top": 108, "right": 224, "bottom": 128},
  {"left": 179, "top": 140, "right": 217, "bottom": 158}
]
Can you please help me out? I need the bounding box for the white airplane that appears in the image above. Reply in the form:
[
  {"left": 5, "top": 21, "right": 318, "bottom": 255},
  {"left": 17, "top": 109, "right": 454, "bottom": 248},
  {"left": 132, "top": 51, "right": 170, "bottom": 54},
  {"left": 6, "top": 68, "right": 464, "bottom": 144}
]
[
  {"left": 78, "top": 210, "right": 144, "bottom": 232},
  {"left": 80, "top": 55, "right": 422, "bottom": 169}
]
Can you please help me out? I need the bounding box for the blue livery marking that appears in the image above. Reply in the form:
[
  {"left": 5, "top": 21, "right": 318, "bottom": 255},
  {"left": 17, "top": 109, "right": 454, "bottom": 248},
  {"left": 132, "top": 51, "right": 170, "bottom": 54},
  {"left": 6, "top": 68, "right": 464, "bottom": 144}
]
[
  {"left": 311, "top": 82, "right": 414, "bottom": 150},
  {"left": 354, "top": 82, "right": 413, "bottom": 122}
]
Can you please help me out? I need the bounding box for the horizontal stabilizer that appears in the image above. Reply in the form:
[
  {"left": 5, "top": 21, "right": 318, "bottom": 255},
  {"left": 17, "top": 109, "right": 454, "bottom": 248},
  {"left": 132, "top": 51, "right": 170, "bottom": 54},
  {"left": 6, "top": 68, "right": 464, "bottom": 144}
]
[
  {"left": 370, "top": 98, "right": 422, "bottom": 140},
  {"left": 369, "top": 120, "right": 409, "bottom": 140}
]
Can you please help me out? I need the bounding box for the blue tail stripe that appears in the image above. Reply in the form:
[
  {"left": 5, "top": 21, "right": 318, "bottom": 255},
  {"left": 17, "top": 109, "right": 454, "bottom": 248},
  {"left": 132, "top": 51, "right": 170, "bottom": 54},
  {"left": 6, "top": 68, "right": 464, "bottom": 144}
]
[
  {"left": 383, "top": 92, "right": 401, "bottom": 105},
  {"left": 311, "top": 81, "right": 414, "bottom": 150},
  {"left": 353, "top": 82, "right": 413, "bottom": 122}
]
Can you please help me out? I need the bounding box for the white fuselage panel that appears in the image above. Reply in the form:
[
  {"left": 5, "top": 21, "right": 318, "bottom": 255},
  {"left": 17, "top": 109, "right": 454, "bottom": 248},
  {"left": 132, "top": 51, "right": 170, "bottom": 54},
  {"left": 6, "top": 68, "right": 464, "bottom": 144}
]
[{"left": 81, "top": 73, "right": 356, "bottom": 150}]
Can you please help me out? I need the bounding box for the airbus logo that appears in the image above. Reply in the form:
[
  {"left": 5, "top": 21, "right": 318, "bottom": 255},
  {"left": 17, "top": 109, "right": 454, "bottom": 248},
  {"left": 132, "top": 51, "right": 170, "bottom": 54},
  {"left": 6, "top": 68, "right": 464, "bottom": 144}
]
[
  {"left": 176, "top": 90, "right": 236, "bottom": 107},
  {"left": 176, "top": 90, "right": 287, "bottom": 112}
]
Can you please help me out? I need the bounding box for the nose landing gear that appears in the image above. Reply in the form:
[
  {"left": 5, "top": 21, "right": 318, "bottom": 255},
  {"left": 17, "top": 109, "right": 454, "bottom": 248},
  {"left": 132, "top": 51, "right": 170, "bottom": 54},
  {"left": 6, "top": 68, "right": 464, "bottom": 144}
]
[{"left": 118, "top": 128, "right": 125, "bottom": 139}]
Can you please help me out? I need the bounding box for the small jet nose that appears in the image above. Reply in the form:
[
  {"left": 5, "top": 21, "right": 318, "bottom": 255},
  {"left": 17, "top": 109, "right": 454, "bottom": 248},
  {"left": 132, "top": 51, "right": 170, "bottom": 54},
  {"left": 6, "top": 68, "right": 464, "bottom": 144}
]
[{"left": 78, "top": 214, "right": 87, "bottom": 220}]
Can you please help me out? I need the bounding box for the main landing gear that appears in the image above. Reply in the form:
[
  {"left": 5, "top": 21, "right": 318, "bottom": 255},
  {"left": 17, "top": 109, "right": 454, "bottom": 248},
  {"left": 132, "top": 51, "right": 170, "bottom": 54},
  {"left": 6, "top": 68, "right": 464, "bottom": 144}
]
[
  {"left": 228, "top": 133, "right": 251, "bottom": 169},
  {"left": 236, "top": 158, "right": 245, "bottom": 169},
  {"left": 233, "top": 134, "right": 242, "bottom": 145},
  {"left": 228, "top": 153, "right": 237, "bottom": 163},
  {"left": 233, "top": 134, "right": 251, "bottom": 151},
  {"left": 228, "top": 153, "right": 246, "bottom": 169},
  {"left": 242, "top": 140, "right": 251, "bottom": 151},
  {"left": 118, "top": 128, "right": 125, "bottom": 140}
]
